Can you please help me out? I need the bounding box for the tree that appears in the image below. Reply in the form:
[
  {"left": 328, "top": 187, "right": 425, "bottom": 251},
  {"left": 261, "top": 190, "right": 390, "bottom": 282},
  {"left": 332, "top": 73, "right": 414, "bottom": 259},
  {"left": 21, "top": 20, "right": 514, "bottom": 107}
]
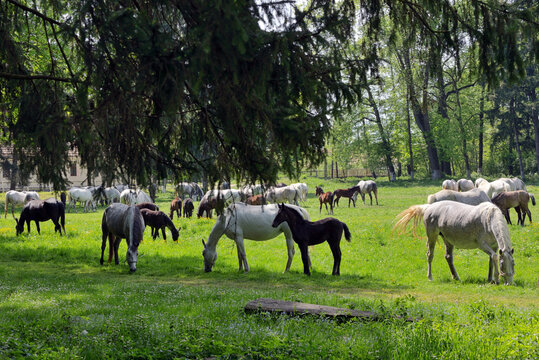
[{"left": 1, "top": 0, "right": 537, "bottom": 187}]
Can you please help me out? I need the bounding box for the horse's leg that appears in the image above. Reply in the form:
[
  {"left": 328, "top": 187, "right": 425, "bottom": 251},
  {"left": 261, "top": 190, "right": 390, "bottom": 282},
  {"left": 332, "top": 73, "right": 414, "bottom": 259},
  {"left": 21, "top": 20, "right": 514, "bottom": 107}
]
[
  {"left": 515, "top": 206, "right": 522, "bottom": 226},
  {"left": 374, "top": 190, "right": 378, "bottom": 205},
  {"left": 426, "top": 232, "right": 437, "bottom": 281},
  {"left": 477, "top": 237, "right": 499, "bottom": 284},
  {"left": 319, "top": 201, "right": 322, "bottom": 213},
  {"left": 161, "top": 226, "right": 166, "bottom": 241},
  {"left": 329, "top": 241, "right": 342, "bottom": 276},
  {"left": 369, "top": 193, "right": 373, "bottom": 205},
  {"left": 505, "top": 209, "right": 512, "bottom": 225},
  {"left": 487, "top": 256, "right": 494, "bottom": 283},
  {"left": 283, "top": 228, "right": 295, "bottom": 272},
  {"left": 100, "top": 231, "right": 108, "bottom": 265},
  {"left": 298, "top": 241, "right": 311, "bottom": 275},
  {"left": 235, "top": 235, "right": 249, "bottom": 273},
  {"left": 443, "top": 242, "right": 460, "bottom": 281},
  {"left": 113, "top": 237, "right": 121, "bottom": 265},
  {"left": 27, "top": 220, "right": 31, "bottom": 234}
]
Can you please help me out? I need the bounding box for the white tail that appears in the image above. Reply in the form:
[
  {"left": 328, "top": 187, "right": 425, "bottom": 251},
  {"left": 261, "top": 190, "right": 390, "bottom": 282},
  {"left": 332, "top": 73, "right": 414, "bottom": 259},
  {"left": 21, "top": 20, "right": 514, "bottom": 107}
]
[{"left": 394, "top": 204, "right": 428, "bottom": 236}]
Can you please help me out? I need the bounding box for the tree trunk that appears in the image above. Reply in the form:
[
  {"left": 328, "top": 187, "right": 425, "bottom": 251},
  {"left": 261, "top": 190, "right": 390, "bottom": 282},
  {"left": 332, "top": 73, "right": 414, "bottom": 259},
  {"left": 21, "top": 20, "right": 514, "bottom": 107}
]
[
  {"left": 511, "top": 99, "right": 525, "bottom": 181},
  {"left": 9, "top": 149, "right": 18, "bottom": 190},
  {"left": 366, "top": 86, "right": 396, "bottom": 181},
  {"left": 454, "top": 80, "right": 471, "bottom": 178},
  {"left": 399, "top": 49, "right": 441, "bottom": 179},
  {"left": 324, "top": 158, "right": 327, "bottom": 179},
  {"left": 406, "top": 97, "right": 414, "bottom": 180},
  {"left": 530, "top": 81, "right": 539, "bottom": 175},
  {"left": 478, "top": 85, "right": 485, "bottom": 175}
]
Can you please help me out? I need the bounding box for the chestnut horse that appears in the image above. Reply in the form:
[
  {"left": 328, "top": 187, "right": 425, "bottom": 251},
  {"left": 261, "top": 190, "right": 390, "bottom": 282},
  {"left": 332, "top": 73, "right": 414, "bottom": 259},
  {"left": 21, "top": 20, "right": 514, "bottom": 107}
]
[
  {"left": 246, "top": 194, "right": 265, "bottom": 205},
  {"left": 332, "top": 186, "right": 360, "bottom": 208},
  {"left": 316, "top": 187, "right": 334, "bottom": 214},
  {"left": 170, "top": 197, "right": 182, "bottom": 219},
  {"left": 492, "top": 190, "right": 535, "bottom": 226}
]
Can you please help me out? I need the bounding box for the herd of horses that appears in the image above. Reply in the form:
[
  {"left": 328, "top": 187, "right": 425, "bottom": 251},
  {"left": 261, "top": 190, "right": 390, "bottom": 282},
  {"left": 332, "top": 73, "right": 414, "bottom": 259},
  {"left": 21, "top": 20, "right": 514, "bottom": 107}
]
[{"left": 3, "top": 176, "right": 533, "bottom": 284}]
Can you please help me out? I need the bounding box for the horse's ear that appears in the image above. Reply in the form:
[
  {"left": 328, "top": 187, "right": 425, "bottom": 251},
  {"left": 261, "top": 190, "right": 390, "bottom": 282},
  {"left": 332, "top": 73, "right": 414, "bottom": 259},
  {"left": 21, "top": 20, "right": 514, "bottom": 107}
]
[
  {"left": 202, "top": 239, "right": 206, "bottom": 248},
  {"left": 499, "top": 249, "right": 502, "bottom": 256},
  {"left": 511, "top": 248, "right": 514, "bottom": 255}
]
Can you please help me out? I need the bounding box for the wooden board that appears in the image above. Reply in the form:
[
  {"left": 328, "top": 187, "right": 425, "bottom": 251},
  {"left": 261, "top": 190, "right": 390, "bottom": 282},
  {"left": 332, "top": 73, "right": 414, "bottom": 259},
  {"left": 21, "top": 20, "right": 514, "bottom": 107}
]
[{"left": 244, "top": 298, "right": 416, "bottom": 322}]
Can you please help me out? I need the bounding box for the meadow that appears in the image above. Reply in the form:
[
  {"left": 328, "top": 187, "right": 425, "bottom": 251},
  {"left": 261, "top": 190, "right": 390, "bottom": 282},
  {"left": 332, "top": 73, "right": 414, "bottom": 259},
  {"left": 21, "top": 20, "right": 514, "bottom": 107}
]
[{"left": 0, "top": 177, "right": 538, "bottom": 359}]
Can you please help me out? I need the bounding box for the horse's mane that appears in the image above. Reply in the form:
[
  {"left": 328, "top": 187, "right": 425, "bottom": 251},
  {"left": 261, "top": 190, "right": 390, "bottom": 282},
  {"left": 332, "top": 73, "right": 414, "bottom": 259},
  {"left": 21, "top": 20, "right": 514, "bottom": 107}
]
[
  {"left": 485, "top": 204, "right": 512, "bottom": 251},
  {"left": 131, "top": 207, "right": 144, "bottom": 247}
]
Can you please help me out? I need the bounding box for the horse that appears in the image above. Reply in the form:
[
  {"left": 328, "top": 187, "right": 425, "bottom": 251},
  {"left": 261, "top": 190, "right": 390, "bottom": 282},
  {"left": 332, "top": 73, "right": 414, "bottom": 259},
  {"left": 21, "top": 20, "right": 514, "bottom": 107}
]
[
  {"left": 204, "top": 189, "right": 244, "bottom": 205},
  {"left": 457, "top": 179, "right": 474, "bottom": 192},
  {"left": 492, "top": 190, "right": 536, "bottom": 226},
  {"left": 183, "top": 198, "right": 194, "bottom": 218},
  {"left": 442, "top": 179, "right": 458, "bottom": 191},
  {"left": 241, "top": 184, "right": 264, "bottom": 197},
  {"left": 100, "top": 203, "right": 145, "bottom": 272},
  {"left": 67, "top": 187, "right": 96, "bottom": 212},
  {"left": 170, "top": 197, "right": 182, "bottom": 219},
  {"left": 290, "top": 183, "right": 308, "bottom": 205},
  {"left": 120, "top": 189, "right": 152, "bottom": 205},
  {"left": 4, "top": 190, "right": 40, "bottom": 218},
  {"left": 476, "top": 179, "right": 510, "bottom": 198},
  {"left": 246, "top": 194, "right": 265, "bottom": 205},
  {"left": 265, "top": 186, "right": 299, "bottom": 205},
  {"left": 332, "top": 186, "right": 360, "bottom": 207},
  {"left": 202, "top": 203, "right": 310, "bottom": 273},
  {"left": 176, "top": 182, "right": 204, "bottom": 201},
  {"left": 135, "top": 202, "right": 159, "bottom": 211},
  {"left": 357, "top": 180, "right": 378, "bottom": 205},
  {"left": 94, "top": 186, "right": 121, "bottom": 205},
  {"left": 197, "top": 196, "right": 218, "bottom": 218},
  {"left": 15, "top": 198, "right": 65, "bottom": 236},
  {"left": 114, "top": 184, "right": 130, "bottom": 193},
  {"left": 394, "top": 201, "right": 515, "bottom": 285},
  {"left": 272, "top": 203, "right": 351, "bottom": 276},
  {"left": 511, "top": 178, "right": 527, "bottom": 191},
  {"left": 319, "top": 191, "right": 334, "bottom": 214},
  {"left": 427, "top": 188, "right": 491, "bottom": 205},
  {"left": 139, "top": 209, "right": 179, "bottom": 241}
]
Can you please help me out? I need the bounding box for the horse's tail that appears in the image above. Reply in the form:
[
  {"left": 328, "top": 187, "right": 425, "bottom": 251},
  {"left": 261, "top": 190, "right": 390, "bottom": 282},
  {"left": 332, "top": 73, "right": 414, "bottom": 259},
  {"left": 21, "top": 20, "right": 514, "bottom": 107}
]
[
  {"left": 60, "top": 202, "right": 66, "bottom": 234},
  {"left": 529, "top": 193, "right": 535, "bottom": 206},
  {"left": 342, "top": 222, "right": 351, "bottom": 242},
  {"left": 393, "top": 204, "right": 429, "bottom": 236}
]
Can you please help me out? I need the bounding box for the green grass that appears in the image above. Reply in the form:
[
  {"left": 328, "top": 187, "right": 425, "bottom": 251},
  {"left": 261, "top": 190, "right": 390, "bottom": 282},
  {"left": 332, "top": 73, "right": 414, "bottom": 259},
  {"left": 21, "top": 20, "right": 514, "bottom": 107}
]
[{"left": 1, "top": 178, "right": 538, "bottom": 359}]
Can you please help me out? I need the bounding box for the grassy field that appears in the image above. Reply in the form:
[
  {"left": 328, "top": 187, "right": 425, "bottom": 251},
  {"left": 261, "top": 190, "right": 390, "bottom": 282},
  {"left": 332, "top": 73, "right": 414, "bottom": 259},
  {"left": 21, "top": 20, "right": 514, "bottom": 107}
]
[{"left": 0, "top": 177, "right": 538, "bottom": 359}]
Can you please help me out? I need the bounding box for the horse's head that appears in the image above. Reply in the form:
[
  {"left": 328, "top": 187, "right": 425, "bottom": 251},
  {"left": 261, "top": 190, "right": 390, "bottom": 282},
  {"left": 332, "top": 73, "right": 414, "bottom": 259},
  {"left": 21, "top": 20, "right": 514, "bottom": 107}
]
[
  {"left": 498, "top": 248, "right": 515, "bottom": 285},
  {"left": 126, "top": 247, "right": 139, "bottom": 272},
  {"left": 272, "top": 203, "right": 288, "bottom": 228},
  {"left": 14, "top": 217, "right": 23, "bottom": 236},
  {"left": 202, "top": 239, "right": 217, "bottom": 272},
  {"left": 315, "top": 186, "right": 323, "bottom": 196}
]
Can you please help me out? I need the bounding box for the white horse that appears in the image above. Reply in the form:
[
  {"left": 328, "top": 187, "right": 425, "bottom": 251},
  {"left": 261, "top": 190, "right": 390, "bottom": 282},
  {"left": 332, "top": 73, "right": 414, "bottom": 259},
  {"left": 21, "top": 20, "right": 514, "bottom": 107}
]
[
  {"left": 457, "top": 179, "right": 474, "bottom": 192},
  {"left": 114, "top": 184, "right": 130, "bottom": 193},
  {"left": 68, "top": 187, "right": 96, "bottom": 212},
  {"left": 240, "top": 184, "right": 264, "bottom": 197},
  {"left": 4, "top": 190, "right": 40, "bottom": 218},
  {"left": 203, "top": 189, "right": 244, "bottom": 206},
  {"left": 265, "top": 186, "right": 299, "bottom": 205},
  {"left": 176, "top": 182, "right": 204, "bottom": 201},
  {"left": 202, "top": 203, "right": 310, "bottom": 273},
  {"left": 511, "top": 178, "right": 527, "bottom": 191},
  {"left": 442, "top": 179, "right": 458, "bottom": 191},
  {"left": 478, "top": 179, "right": 511, "bottom": 198},
  {"left": 290, "top": 183, "right": 308, "bottom": 205},
  {"left": 427, "top": 188, "right": 490, "bottom": 205},
  {"left": 96, "top": 187, "right": 121, "bottom": 205},
  {"left": 120, "top": 189, "right": 152, "bottom": 205},
  {"left": 357, "top": 180, "right": 378, "bottom": 205},
  {"left": 395, "top": 201, "right": 515, "bottom": 285}
]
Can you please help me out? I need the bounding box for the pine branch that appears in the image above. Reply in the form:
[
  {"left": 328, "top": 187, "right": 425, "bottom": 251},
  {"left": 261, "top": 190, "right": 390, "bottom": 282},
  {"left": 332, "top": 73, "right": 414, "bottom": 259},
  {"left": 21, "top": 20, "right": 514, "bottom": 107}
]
[{"left": 0, "top": 72, "right": 75, "bottom": 82}]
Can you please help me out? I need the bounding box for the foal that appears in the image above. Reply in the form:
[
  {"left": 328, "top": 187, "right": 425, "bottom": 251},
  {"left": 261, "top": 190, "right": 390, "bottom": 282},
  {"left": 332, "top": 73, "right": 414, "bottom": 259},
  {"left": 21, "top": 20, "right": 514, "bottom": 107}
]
[
  {"left": 492, "top": 190, "right": 535, "bottom": 226},
  {"left": 139, "top": 209, "right": 179, "bottom": 241},
  {"left": 332, "top": 186, "right": 360, "bottom": 207},
  {"left": 272, "top": 203, "right": 351, "bottom": 275},
  {"left": 319, "top": 191, "right": 334, "bottom": 214},
  {"left": 183, "top": 198, "right": 194, "bottom": 218},
  {"left": 170, "top": 197, "right": 182, "bottom": 219}
]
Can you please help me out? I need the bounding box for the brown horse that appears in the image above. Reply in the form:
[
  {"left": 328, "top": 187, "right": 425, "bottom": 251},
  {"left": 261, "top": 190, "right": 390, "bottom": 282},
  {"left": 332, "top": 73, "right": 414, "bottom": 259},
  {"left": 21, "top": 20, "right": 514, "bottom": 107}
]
[
  {"left": 332, "top": 186, "right": 360, "bottom": 208},
  {"left": 170, "top": 197, "right": 182, "bottom": 219},
  {"left": 197, "top": 197, "right": 219, "bottom": 218},
  {"left": 318, "top": 190, "right": 334, "bottom": 214},
  {"left": 183, "top": 198, "right": 194, "bottom": 218},
  {"left": 140, "top": 208, "right": 179, "bottom": 241},
  {"left": 246, "top": 194, "right": 265, "bottom": 205},
  {"left": 492, "top": 190, "right": 535, "bottom": 226},
  {"left": 135, "top": 202, "right": 159, "bottom": 211}
]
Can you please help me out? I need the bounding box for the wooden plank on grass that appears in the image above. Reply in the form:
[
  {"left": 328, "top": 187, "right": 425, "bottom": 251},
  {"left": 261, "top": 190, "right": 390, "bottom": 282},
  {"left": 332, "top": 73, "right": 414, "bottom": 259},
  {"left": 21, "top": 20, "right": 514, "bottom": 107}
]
[
  {"left": 245, "top": 298, "right": 415, "bottom": 322},
  {"left": 245, "top": 297, "right": 376, "bottom": 320}
]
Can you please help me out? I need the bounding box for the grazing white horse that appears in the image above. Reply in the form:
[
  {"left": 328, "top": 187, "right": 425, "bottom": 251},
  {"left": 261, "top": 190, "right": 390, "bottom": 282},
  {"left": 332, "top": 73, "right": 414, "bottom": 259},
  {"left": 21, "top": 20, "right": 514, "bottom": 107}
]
[
  {"left": 4, "top": 190, "right": 40, "bottom": 218},
  {"left": 290, "top": 183, "right": 308, "bottom": 205},
  {"left": 240, "top": 184, "right": 264, "bottom": 197},
  {"left": 176, "top": 182, "right": 204, "bottom": 201},
  {"left": 357, "top": 180, "right": 378, "bottom": 205},
  {"left": 68, "top": 188, "right": 96, "bottom": 212},
  {"left": 115, "top": 184, "right": 130, "bottom": 193},
  {"left": 478, "top": 179, "right": 511, "bottom": 198},
  {"left": 427, "top": 188, "right": 491, "bottom": 205},
  {"left": 120, "top": 189, "right": 152, "bottom": 205},
  {"left": 265, "top": 186, "right": 299, "bottom": 205},
  {"left": 99, "top": 187, "right": 121, "bottom": 204},
  {"left": 202, "top": 203, "right": 310, "bottom": 273},
  {"left": 395, "top": 201, "right": 515, "bottom": 285},
  {"left": 456, "top": 179, "right": 474, "bottom": 192},
  {"left": 511, "top": 177, "right": 527, "bottom": 191},
  {"left": 442, "top": 179, "right": 458, "bottom": 191}
]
